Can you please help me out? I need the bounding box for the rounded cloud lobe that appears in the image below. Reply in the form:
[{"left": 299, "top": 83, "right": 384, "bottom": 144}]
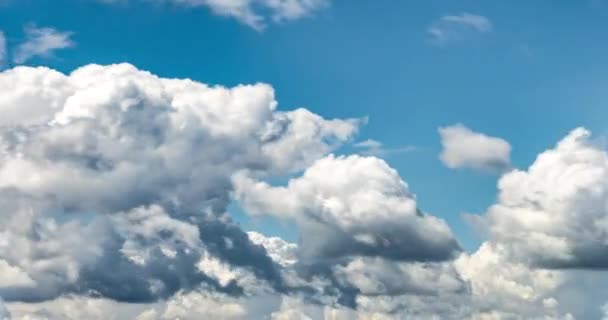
[{"left": 439, "top": 124, "right": 511, "bottom": 173}]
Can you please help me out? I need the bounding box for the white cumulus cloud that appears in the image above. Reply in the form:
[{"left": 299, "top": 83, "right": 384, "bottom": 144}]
[{"left": 439, "top": 124, "right": 511, "bottom": 173}]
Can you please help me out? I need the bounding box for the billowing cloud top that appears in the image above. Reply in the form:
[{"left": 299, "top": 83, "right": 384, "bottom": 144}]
[
  {"left": 234, "top": 154, "right": 460, "bottom": 262},
  {"left": 483, "top": 127, "right": 608, "bottom": 269},
  {"left": 0, "top": 63, "right": 359, "bottom": 304}
]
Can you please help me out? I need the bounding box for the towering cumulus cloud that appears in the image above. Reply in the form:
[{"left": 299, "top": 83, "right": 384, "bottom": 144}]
[
  {"left": 481, "top": 128, "right": 608, "bottom": 269},
  {"left": 0, "top": 63, "right": 359, "bottom": 306}
]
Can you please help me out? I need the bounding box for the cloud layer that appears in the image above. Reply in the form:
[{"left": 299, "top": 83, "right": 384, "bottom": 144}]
[
  {"left": 481, "top": 128, "right": 608, "bottom": 269},
  {"left": 2, "top": 64, "right": 608, "bottom": 319},
  {"left": 0, "top": 63, "right": 358, "bottom": 307}
]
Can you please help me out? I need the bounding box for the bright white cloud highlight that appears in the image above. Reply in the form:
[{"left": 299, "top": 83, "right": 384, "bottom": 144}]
[
  {"left": 0, "top": 63, "right": 358, "bottom": 304},
  {"left": 439, "top": 124, "right": 511, "bottom": 172}
]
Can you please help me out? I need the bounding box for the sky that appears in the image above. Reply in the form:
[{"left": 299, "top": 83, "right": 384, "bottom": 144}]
[{"left": 2, "top": 1, "right": 608, "bottom": 319}]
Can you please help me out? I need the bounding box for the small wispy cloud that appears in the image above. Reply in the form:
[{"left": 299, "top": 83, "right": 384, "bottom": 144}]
[
  {"left": 13, "top": 25, "right": 74, "bottom": 64},
  {"left": 97, "top": 0, "right": 329, "bottom": 31},
  {"left": 427, "top": 12, "right": 492, "bottom": 47},
  {"left": 354, "top": 139, "right": 416, "bottom": 157}
]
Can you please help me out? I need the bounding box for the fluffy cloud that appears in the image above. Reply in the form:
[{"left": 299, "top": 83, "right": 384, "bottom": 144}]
[
  {"left": 99, "top": 0, "right": 329, "bottom": 30},
  {"left": 0, "top": 63, "right": 358, "bottom": 305},
  {"left": 4, "top": 62, "right": 608, "bottom": 319},
  {"left": 12, "top": 26, "right": 74, "bottom": 64},
  {"left": 439, "top": 124, "right": 511, "bottom": 173},
  {"left": 234, "top": 154, "right": 460, "bottom": 262},
  {"left": 449, "top": 126, "right": 608, "bottom": 319},
  {"left": 479, "top": 128, "right": 608, "bottom": 269},
  {"left": 427, "top": 13, "right": 492, "bottom": 46}
]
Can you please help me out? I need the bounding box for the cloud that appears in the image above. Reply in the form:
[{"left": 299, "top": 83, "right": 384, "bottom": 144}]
[
  {"left": 478, "top": 127, "right": 608, "bottom": 269},
  {"left": 4, "top": 63, "right": 608, "bottom": 319},
  {"left": 2, "top": 235, "right": 582, "bottom": 319},
  {"left": 12, "top": 26, "right": 74, "bottom": 64},
  {"left": 98, "top": 0, "right": 329, "bottom": 30},
  {"left": 427, "top": 13, "right": 492, "bottom": 46},
  {"left": 0, "top": 63, "right": 358, "bottom": 304},
  {"left": 439, "top": 124, "right": 511, "bottom": 173},
  {"left": 234, "top": 154, "right": 460, "bottom": 262}
]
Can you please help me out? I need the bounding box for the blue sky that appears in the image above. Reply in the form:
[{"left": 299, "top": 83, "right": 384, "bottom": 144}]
[{"left": 3, "top": 0, "right": 608, "bottom": 251}]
